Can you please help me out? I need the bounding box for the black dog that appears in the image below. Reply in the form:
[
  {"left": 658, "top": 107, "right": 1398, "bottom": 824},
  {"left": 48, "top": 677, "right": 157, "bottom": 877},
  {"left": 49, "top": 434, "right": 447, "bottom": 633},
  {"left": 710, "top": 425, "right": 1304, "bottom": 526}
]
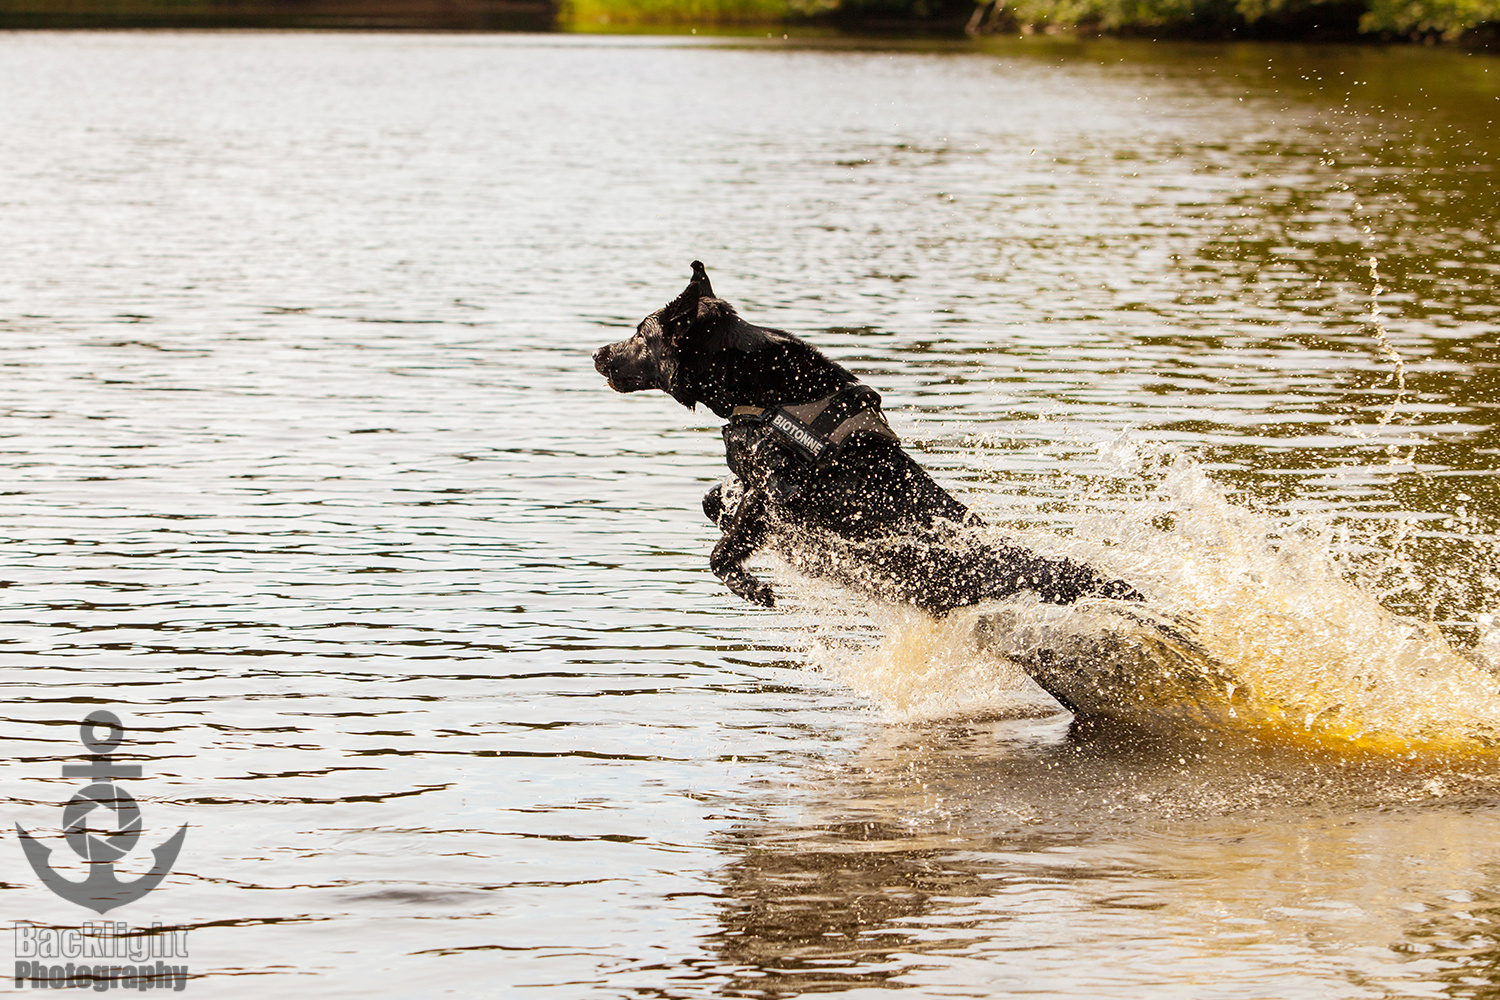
[{"left": 594, "top": 262, "right": 1142, "bottom": 617}]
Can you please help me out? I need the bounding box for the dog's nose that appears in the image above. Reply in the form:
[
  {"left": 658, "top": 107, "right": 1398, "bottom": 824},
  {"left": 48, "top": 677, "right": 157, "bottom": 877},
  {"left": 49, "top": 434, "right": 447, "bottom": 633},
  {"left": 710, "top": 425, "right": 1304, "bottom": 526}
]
[{"left": 592, "top": 346, "right": 610, "bottom": 374}]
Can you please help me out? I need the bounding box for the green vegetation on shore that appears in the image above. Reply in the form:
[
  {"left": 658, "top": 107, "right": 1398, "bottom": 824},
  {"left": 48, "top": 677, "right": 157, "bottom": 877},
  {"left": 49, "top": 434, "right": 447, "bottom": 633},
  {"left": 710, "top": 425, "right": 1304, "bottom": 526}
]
[
  {"left": 558, "top": 0, "right": 1498, "bottom": 43},
  {"left": 962, "top": 0, "right": 1500, "bottom": 41},
  {"left": 561, "top": 0, "right": 808, "bottom": 25}
]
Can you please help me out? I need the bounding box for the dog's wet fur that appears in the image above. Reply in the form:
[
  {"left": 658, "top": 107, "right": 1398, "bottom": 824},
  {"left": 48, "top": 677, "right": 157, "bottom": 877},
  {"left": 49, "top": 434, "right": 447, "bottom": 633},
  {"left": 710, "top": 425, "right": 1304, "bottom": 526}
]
[{"left": 594, "top": 262, "right": 1143, "bottom": 615}]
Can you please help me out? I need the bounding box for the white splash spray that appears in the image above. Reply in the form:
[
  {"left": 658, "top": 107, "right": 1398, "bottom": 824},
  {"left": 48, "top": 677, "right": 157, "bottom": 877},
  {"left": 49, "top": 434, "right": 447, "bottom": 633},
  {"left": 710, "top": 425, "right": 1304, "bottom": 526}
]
[{"left": 784, "top": 451, "right": 1500, "bottom": 756}]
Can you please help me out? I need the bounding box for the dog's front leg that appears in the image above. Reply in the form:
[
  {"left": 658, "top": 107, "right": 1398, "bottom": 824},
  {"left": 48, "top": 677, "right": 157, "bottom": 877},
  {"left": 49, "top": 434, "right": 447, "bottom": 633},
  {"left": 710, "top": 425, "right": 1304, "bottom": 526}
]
[{"left": 709, "top": 487, "right": 776, "bottom": 608}]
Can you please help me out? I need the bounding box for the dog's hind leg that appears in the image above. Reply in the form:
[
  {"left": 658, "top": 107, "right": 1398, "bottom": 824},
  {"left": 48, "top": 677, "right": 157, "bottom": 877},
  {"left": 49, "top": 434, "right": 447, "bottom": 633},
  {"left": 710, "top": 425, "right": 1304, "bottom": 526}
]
[
  {"left": 709, "top": 487, "right": 777, "bottom": 608},
  {"left": 996, "top": 544, "right": 1145, "bottom": 605},
  {"left": 866, "top": 534, "right": 1144, "bottom": 615}
]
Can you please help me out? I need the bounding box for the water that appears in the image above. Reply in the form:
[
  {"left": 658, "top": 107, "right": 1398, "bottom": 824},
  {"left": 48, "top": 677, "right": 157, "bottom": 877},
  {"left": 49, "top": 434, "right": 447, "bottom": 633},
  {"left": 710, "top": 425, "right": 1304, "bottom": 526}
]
[{"left": 1, "top": 29, "right": 1498, "bottom": 998}]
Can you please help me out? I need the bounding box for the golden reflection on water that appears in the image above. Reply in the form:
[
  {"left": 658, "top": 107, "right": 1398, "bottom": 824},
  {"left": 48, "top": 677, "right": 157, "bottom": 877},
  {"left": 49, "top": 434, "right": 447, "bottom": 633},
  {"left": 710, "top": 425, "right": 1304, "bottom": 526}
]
[{"left": 711, "top": 716, "right": 1500, "bottom": 997}]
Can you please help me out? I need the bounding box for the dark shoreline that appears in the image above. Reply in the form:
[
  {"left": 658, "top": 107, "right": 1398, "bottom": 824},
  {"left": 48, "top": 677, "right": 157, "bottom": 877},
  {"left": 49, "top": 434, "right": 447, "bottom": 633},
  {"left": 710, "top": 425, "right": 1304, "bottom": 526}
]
[
  {"left": 1, "top": 0, "right": 1494, "bottom": 48},
  {"left": 0, "top": 0, "right": 554, "bottom": 30}
]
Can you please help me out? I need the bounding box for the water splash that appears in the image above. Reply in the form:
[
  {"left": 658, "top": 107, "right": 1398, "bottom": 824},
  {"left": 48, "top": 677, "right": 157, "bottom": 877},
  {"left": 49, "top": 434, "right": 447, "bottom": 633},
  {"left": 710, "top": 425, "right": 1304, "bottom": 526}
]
[
  {"left": 1115, "top": 460, "right": 1500, "bottom": 754},
  {"left": 786, "top": 454, "right": 1500, "bottom": 757},
  {"left": 797, "top": 601, "right": 1049, "bottom": 719},
  {"left": 1367, "top": 254, "right": 1408, "bottom": 429}
]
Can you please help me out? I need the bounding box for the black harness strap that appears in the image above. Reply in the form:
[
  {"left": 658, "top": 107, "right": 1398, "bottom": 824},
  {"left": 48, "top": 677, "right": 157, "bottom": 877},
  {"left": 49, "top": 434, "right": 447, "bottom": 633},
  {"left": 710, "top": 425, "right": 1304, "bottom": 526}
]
[
  {"left": 763, "top": 408, "right": 829, "bottom": 462},
  {"left": 728, "top": 384, "right": 897, "bottom": 467},
  {"left": 809, "top": 384, "right": 882, "bottom": 440}
]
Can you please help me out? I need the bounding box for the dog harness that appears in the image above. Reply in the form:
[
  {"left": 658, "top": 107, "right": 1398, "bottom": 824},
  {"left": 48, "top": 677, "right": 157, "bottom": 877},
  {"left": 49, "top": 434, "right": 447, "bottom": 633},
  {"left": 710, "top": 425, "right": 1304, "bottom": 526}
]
[{"left": 725, "top": 383, "right": 899, "bottom": 468}]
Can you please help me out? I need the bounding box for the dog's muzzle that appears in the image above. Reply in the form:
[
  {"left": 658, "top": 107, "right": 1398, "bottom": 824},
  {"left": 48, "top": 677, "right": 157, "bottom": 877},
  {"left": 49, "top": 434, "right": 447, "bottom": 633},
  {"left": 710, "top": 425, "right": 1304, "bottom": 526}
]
[
  {"left": 593, "top": 342, "right": 653, "bottom": 392},
  {"left": 593, "top": 345, "right": 631, "bottom": 392}
]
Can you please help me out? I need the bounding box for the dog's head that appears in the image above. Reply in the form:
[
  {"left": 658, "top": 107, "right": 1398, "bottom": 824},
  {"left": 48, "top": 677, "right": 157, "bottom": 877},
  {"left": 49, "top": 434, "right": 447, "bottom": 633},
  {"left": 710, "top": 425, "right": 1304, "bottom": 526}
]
[
  {"left": 593, "top": 261, "right": 725, "bottom": 409},
  {"left": 596, "top": 262, "right": 853, "bottom": 417}
]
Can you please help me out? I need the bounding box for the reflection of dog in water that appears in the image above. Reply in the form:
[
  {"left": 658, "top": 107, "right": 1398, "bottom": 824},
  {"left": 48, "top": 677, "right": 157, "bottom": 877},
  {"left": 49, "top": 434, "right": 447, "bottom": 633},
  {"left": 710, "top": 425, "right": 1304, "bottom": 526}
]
[{"left": 593, "top": 262, "right": 1144, "bottom": 623}]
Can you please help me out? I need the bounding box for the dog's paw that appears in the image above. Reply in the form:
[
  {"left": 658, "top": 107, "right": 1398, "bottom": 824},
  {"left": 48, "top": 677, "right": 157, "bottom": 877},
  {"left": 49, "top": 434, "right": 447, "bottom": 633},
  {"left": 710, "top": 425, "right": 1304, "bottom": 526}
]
[
  {"left": 702, "top": 484, "right": 725, "bottom": 525},
  {"left": 726, "top": 571, "right": 776, "bottom": 609},
  {"left": 747, "top": 581, "right": 776, "bottom": 609}
]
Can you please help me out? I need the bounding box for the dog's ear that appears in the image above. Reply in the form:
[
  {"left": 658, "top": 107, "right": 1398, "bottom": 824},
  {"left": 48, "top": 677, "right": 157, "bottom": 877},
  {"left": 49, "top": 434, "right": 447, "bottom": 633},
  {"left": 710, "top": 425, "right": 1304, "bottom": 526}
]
[
  {"left": 661, "top": 261, "right": 714, "bottom": 325},
  {"left": 657, "top": 261, "right": 716, "bottom": 408},
  {"left": 687, "top": 259, "right": 714, "bottom": 299}
]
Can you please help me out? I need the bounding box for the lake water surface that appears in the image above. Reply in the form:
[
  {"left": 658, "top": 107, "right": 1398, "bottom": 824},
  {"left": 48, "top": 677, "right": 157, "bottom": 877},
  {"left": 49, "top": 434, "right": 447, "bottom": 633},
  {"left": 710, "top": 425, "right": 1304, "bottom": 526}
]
[{"left": 2, "top": 29, "right": 1500, "bottom": 998}]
